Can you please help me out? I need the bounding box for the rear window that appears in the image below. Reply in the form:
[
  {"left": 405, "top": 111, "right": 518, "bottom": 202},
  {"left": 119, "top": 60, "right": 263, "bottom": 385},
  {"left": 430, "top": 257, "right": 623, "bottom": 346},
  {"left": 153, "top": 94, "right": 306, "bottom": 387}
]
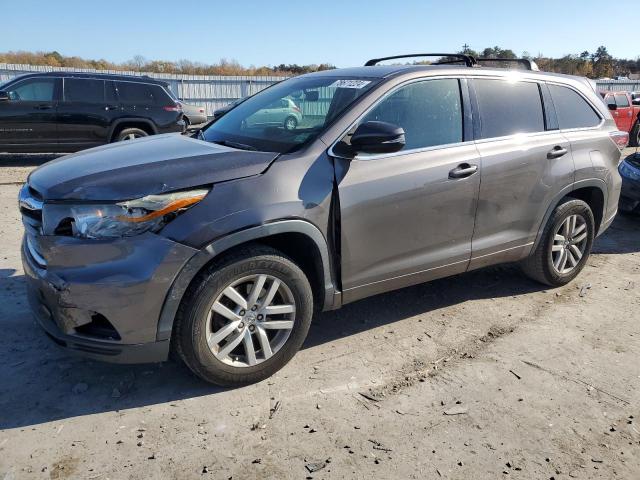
[
  {"left": 64, "top": 78, "right": 104, "bottom": 103},
  {"left": 474, "top": 79, "right": 545, "bottom": 139},
  {"left": 116, "top": 81, "right": 156, "bottom": 104},
  {"left": 548, "top": 85, "right": 601, "bottom": 129},
  {"left": 615, "top": 94, "right": 630, "bottom": 107}
]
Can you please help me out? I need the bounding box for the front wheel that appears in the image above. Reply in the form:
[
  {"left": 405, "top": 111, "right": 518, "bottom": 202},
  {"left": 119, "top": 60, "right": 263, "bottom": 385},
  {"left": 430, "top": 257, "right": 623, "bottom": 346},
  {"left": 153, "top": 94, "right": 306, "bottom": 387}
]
[
  {"left": 173, "top": 245, "right": 313, "bottom": 386},
  {"left": 521, "top": 199, "right": 595, "bottom": 287}
]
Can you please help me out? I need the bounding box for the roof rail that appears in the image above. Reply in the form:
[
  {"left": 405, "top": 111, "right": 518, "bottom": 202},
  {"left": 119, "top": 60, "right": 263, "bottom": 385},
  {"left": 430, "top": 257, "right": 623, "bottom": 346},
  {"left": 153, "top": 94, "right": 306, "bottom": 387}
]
[
  {"left": 476, "top": 58, "right": 540, "bottom": 71},
  {"left": 365, "top": 53, "right": 477, "bottom": 67}
]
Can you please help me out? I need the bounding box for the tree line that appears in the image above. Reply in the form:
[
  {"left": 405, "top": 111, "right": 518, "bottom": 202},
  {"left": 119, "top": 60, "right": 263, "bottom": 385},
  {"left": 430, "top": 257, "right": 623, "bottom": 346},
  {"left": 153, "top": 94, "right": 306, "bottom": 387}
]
[
  {"left": 0, "top": 51, "right": 334, "bottom": 76},
  {"left": 460, "top": 46, "right": 637, "bottom": 79},
  {"left": 0, "top": 46, "right": 637, "bottom": 78}
]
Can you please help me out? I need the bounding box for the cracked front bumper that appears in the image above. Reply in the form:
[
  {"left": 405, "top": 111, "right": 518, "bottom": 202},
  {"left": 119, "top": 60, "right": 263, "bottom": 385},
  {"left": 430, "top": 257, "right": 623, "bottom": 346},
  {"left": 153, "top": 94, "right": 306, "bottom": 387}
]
[{"left": 21, "top": 232, "right": 198, "bottom": 364}]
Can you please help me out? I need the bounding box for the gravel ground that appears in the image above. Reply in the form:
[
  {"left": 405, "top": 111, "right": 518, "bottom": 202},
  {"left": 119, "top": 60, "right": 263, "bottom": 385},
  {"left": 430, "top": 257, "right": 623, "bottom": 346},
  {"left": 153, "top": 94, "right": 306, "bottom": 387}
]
[{"left": 0, "top": 150, "right": 639, "bottom": 479}]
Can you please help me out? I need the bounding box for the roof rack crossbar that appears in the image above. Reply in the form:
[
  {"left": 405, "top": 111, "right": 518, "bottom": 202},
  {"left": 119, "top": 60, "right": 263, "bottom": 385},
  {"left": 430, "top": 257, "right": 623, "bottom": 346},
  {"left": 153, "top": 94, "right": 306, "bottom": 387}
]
[
  {"left": 365, "top": 53, "right": 477, "bottom": 67},
  {"left": 476, "top": 58, "right": 540, "bottom": 71}
]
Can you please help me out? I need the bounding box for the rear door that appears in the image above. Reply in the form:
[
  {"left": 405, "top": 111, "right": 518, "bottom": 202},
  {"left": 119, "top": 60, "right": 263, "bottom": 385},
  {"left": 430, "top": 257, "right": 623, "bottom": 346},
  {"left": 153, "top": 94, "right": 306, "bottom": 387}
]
[
  {"left": 469, "top": 78, "right": 574, "bottom": 269},
  {"left": 116, "top": 80, "right": 157, "bottom": 119},
  {"left": 336, "top": 78, "right": 481, "bottom": 302},
  {"left": 0, "top": 77, "right": 59, "bottom": 148},
  {"left": 57, "top": 78, "right": 111, "bottom": 148},
  {"left": 614, "top": 93, "right": 633, "bottom": 132}
]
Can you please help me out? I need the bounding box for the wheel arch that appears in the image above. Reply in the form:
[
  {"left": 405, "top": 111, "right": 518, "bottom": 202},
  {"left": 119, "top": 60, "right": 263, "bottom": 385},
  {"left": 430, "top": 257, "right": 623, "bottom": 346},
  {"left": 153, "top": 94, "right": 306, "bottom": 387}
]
[
  {"left": 532, "top": 179, "right": 608, "bottom": 252},
  {"left": 108, "top": 118, "right": 158, "bottom": 142},
  {"left": 156, "top": 219, "right": 340, "bottom": 341}
]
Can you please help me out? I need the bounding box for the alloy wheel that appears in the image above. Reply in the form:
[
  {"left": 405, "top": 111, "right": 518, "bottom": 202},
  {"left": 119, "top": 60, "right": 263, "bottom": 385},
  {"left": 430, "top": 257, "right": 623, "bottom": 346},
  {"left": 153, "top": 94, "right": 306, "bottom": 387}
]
[
  {"left": 551, "top": 214, "right": 588, "bottom": 274},
  {"left": 205, "top": 274, "right": 296, "bottom": 367}
]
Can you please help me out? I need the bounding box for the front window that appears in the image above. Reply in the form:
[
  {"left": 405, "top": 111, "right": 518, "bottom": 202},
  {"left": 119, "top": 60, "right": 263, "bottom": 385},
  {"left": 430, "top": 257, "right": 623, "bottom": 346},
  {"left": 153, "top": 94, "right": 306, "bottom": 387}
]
[
  {"left": 202, "top": 76, "right": 379, "bottom": 153},
  {"left": 359, "top": 79, "right": 463, "bottom": 150},
  {"left": 6, "top": 78, "right": 56, "bottom": 102}
]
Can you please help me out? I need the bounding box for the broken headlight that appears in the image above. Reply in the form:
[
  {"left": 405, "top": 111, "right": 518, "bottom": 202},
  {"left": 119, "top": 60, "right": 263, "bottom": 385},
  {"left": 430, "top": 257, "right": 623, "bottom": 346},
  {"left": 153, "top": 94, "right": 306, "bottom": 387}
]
[{"left": 49, "top": 188, "right": 209, "bottom": 239}]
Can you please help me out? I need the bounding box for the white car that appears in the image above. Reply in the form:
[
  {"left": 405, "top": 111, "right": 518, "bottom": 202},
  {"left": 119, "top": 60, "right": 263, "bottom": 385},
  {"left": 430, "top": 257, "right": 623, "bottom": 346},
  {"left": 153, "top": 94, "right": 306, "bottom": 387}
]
[{"left": 246, "top": 98, "right": 302, "bottom": 130}]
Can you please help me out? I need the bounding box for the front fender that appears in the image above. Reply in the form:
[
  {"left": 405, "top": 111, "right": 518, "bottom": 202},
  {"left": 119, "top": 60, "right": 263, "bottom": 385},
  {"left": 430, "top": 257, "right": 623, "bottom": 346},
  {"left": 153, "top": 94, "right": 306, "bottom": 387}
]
[{"left": 155, "top": 219, "right": 339, "bottom": 341}]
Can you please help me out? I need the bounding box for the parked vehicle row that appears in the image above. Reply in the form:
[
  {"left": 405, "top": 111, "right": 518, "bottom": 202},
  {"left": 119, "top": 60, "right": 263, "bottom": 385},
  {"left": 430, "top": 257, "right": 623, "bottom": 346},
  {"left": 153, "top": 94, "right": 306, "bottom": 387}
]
[
  {"left": 19, "top": 54, "right": 624, "bottom": 385},
  {"left": 0, "top": 73, "right": 184, "bottom": 152},
  {"left": 0, "top": 73, "right": 212, "bottom": 152}
]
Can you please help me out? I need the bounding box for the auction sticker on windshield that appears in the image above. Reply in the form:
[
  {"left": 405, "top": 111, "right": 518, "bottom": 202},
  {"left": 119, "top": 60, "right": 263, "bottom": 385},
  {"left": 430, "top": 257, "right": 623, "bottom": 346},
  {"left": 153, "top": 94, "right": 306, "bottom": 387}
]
[{"left": 329, "top": 79, "right": 372, "bottom": 89}]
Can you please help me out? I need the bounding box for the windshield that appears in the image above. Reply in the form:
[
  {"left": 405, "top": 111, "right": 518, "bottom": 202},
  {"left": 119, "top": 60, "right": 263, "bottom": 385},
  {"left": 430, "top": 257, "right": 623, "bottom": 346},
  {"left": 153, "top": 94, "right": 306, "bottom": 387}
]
[{"left": 202, "top": 76, "right": 378, "bottom": 153}]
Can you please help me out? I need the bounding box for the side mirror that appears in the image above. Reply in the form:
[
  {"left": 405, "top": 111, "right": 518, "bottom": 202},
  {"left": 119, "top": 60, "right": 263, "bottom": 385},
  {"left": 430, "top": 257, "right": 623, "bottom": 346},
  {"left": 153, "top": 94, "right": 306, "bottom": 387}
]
[
  {"left": 607, "top": 102, "right": 617, "bottom": 110},
  {"left": 0, "top": 91, "right": 8, "bottom": 101},
  {"left": 350, "top": 121, "right": 405, "bottom": 155},
  {"left": 633, "top": 99, "right": 640, "bottom": 106}
]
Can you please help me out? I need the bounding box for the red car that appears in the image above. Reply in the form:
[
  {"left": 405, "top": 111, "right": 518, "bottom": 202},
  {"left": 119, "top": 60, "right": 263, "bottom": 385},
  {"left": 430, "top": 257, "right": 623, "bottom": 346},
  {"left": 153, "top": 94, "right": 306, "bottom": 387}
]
[{"left": 600, "top": 91, "right": 640, "bottom": 146}]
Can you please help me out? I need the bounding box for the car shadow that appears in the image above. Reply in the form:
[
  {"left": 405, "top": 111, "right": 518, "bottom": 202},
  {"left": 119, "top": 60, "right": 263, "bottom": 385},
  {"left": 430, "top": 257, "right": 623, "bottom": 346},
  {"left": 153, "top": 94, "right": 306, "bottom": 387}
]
[
  {"left": 1, "top": 215, "right": 636, "bottom": 430},
  {"left": 0, "top": 153, "right": 64, "bottom": 167}
]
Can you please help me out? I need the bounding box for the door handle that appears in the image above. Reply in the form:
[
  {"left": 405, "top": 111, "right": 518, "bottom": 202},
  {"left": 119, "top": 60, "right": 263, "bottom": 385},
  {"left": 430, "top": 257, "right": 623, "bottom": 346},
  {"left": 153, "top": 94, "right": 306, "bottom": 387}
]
[
  {"left": 449, "top": 163, "right": 478, "bottom": 179},
  {"left": 547, "top": 146, "right": 568, "bottom": 159},
  {"left": 34, "top": 104, "right": 52, "bottom": 110}
]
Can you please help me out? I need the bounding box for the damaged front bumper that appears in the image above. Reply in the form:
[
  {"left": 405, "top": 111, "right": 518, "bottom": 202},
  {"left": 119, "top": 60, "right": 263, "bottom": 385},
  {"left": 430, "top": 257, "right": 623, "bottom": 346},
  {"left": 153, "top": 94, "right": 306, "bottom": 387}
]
[{"left": 21, "top": 232, "right": 198, "bottom": 363}]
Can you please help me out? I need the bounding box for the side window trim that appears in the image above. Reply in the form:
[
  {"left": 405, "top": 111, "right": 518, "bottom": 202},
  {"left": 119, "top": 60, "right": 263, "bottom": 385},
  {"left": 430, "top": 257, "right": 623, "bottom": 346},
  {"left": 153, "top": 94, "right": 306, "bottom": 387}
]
[
  {"left": 540, "top": 83, "right": 559, "bottom": 131},
  {"left": 329, "top": 76, "right": 470, "bottom": 160}
]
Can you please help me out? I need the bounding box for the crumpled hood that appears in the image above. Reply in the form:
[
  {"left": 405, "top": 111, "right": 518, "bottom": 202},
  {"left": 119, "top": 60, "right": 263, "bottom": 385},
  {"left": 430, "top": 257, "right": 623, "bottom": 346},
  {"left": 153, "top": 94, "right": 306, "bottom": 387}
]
[{"left": 28, "top": 134, "right": 278, "bottom": 201}]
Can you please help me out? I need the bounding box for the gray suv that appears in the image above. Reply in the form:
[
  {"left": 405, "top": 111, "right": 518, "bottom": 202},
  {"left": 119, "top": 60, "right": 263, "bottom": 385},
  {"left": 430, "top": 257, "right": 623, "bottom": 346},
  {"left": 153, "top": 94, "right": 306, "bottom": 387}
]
[{"left": 20, "top": 54, "right": 624, "bottom": 386}]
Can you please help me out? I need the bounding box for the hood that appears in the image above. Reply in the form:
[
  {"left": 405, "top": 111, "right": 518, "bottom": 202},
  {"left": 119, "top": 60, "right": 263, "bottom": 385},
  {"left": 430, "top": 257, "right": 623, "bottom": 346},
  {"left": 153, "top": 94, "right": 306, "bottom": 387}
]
[{"left": 28, "top": 134, "right": 278, "bottom": 201}]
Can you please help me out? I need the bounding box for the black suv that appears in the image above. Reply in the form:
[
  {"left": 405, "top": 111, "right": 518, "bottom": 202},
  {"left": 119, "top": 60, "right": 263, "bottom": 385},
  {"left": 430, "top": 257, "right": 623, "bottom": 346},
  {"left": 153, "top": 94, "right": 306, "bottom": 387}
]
[{"left": 0, "top": 72, "right": 185, "bottom": 153}]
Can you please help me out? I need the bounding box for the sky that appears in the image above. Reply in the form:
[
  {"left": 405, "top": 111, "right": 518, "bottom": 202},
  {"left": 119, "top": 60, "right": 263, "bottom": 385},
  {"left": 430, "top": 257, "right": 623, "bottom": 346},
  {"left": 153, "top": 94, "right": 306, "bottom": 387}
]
[{"left": 2, "top": 0, "right": 638, "bottom": 67}]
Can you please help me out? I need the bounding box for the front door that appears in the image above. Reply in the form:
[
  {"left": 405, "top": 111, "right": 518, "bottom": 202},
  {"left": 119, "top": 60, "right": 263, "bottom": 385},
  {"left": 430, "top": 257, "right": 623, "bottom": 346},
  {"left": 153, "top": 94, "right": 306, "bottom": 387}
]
[
  {"left": 336, "top": 78, "right": 481, "bottom": 303},
  {"left": 0, "top": 77, "right": 59, "bottom": 149}
]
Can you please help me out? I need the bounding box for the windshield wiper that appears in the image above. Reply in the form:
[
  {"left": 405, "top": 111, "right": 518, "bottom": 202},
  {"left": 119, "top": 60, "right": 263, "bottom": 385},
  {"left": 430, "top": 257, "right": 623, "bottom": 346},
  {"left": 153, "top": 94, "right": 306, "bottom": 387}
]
[{"left": 211, "top": 139, "right": 257, "bottom": 151}]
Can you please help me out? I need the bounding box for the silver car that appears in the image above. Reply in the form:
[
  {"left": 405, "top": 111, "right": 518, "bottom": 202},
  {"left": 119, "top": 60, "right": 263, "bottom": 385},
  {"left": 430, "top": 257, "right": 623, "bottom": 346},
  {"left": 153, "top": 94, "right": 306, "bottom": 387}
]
[
  {"left": 245, "top": 97, "right": 302, "bottom": 130},
  {"left": 180, "top": 101, "right": 208, "bottom": 127}
]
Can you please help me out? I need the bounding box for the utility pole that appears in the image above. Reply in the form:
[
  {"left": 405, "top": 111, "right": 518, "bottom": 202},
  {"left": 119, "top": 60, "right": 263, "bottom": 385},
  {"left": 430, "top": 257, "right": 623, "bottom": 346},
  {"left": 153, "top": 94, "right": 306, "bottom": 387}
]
[{"left": 462, "top": 43, "right": 470, "bottom": 53}]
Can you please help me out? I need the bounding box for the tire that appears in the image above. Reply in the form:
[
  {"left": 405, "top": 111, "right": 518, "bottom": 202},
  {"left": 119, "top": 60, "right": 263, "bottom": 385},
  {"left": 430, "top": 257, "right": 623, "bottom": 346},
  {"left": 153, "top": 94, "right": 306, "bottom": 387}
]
[
  {"left": 183, "top": 116, "right": 190, "bottom": 131},
  {"left": 114, "top": 127, "right": 148, "bottom": 142},
  {"left": 521, "top": 198, "right": 595, "bottom": 287},
  {"left": 630, "top": 121, "right": 640, "bottom": 147},
  {"left": 173, "top": 245, "right": 313, "bottom": 386},
  {"left": 284, "top": 115, "right": 298, "bottom": 131}
]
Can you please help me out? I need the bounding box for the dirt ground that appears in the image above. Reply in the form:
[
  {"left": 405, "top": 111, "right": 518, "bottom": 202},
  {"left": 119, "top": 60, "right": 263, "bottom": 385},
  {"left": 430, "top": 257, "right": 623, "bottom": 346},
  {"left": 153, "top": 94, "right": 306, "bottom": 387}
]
[{"left": 0, "top": 150, "right": 639, "bottom": 480}]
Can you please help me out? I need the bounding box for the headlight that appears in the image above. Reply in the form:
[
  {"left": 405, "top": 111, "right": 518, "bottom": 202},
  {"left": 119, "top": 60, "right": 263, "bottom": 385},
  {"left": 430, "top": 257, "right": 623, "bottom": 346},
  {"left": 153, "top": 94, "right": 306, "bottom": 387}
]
[{"left": 47, "top": 188, "right": 209, "bottom": 239}]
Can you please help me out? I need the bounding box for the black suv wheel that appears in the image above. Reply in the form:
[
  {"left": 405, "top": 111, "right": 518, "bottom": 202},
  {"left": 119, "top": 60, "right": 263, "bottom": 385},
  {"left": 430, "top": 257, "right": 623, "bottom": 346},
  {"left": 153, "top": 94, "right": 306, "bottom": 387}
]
[
  {"left": 521, "top": 199, "right": 595, "bottom": 287},
  {"left": 115, "top": 128, "right": 149, "bottom": 142},
  {"left": 173, "top": 245, "right": 313, "bottom": 386}
]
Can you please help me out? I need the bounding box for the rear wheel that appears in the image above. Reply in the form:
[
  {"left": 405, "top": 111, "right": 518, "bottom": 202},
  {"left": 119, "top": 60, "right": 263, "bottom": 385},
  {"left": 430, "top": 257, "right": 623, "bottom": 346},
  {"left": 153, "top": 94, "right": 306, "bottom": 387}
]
[
  {"left": 115, "top": 127, "right": 148, "bottom": 142},
  {"left": 521, "top": 199, "right": 595, "bottom": 287},
  {"left": 630, "top": 121, "right": 640, "bottom": 147},
  {"left": 173, "top": 245, "right": 313, "bottom": 386},
  {"left": 284, "top": 116, "right": 298, "bottom": 131}
]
